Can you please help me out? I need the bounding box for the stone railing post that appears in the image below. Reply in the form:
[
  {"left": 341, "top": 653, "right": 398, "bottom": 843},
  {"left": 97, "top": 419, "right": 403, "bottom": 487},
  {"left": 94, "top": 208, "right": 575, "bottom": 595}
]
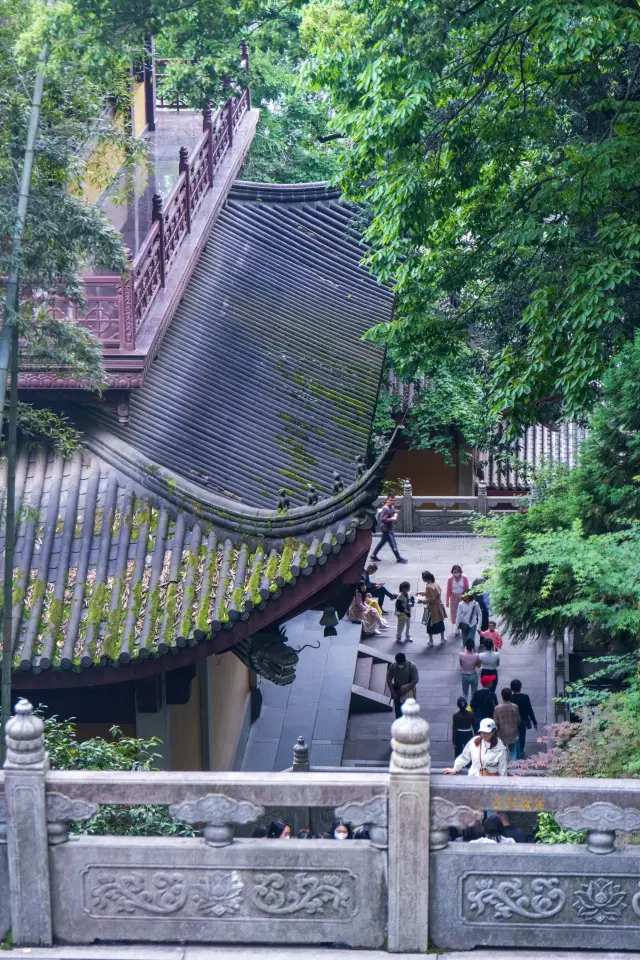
[
  {"left": 3, "top": 699, "right": 52, "bottom": 946},
  {"left": 387, "top": 698, "right": 430, "bottom": 953},
  {"left": 402, "top": 478, "right": 413, "bottom": 533},
  {"left": 477, "top": 479, "right": 488, "bottom": 515},
  {"left": 292, "top": 735, "right": 309, "bottom": 772}
]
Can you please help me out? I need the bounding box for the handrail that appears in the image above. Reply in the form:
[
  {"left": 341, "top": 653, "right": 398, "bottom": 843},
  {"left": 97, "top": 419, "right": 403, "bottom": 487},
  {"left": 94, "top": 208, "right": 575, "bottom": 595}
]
[{"left": 48, "top": 81, "right": 251, "bottom": 355}]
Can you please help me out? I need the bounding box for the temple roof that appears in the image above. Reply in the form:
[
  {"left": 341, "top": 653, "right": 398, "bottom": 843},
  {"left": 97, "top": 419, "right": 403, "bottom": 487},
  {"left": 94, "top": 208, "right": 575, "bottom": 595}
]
[
  {"left": 97, "top": 181, "right": 391, "bottom": 508},
  {"left": 5, "top": 181, "right": 394, "bottom": 685}
]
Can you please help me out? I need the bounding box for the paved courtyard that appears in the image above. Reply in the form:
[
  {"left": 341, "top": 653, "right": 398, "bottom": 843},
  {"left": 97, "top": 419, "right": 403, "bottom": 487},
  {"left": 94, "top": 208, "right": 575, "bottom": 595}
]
[{"left": 343, "top": 534, "right": 549, "bottom": 766}]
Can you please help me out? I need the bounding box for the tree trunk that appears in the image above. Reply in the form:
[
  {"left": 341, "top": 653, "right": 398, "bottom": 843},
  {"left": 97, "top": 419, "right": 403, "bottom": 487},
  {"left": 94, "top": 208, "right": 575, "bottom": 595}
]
[{"left": 0, "top": 23, "right": 52, "bottom": 758}]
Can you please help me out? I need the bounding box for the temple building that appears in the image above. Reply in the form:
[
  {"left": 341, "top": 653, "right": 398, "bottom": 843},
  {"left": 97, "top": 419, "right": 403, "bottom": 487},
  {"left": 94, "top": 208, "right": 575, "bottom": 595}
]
[{"left": 3, "top": 69, "right": 396, "bottom": 770}]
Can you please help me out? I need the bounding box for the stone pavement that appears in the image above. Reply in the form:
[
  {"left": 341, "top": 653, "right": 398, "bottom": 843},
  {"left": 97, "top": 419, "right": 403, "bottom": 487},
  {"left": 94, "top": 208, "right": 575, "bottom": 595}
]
[
  {"left": 343, "top": 534, "right": 549, "bottom": 766},
  {"left": 3, "top": 947, "right": 634, "bottom": 959}
]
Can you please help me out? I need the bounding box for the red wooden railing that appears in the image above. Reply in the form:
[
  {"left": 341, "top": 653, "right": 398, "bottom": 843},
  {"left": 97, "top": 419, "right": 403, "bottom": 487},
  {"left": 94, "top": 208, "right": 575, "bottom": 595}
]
[{"left": 53, "top": 89, "right": 250, "bottom": 353}]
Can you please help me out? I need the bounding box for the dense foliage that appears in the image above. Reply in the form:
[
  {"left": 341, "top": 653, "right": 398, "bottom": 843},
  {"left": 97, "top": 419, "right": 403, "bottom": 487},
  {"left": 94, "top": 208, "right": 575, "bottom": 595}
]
[
  {"left": 483, "top": 332, "right": 640, "bottom": 648},
  {"left": 43, "top": 713, "right": 192, "bottom": 836},
  {"left": 304, "top": 0, "right": 640, "bottom": 435}
]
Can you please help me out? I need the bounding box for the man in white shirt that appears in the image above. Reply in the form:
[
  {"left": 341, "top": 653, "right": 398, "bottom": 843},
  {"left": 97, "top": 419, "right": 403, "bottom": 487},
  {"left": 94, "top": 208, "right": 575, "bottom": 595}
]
[{"left": 443, "top": 717, "right": 509, "bottom": 777}]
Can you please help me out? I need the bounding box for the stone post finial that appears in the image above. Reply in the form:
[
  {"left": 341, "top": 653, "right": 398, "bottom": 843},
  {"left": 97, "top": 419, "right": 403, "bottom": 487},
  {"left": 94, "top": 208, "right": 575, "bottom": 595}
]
[
  {"left": 402, "top": 478, "right": 413, "bottom": 532},
  {"left": 292, "top": 735, "right": 309, "bottom": 772},
  {"left": 477, "top": 479, "right": 488, "bottom": 515},
  {"left": 4, "top": 699, "right": 46, "bottom": 770},
  {"left": 390, "top": 698, "right": 430, "bottom": 773}
]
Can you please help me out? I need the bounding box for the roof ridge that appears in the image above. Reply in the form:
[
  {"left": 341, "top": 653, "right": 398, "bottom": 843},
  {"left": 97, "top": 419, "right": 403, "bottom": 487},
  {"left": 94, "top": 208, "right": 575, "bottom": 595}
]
[{"left": 230, "top": 180, "right": 343, "bottom": 202}]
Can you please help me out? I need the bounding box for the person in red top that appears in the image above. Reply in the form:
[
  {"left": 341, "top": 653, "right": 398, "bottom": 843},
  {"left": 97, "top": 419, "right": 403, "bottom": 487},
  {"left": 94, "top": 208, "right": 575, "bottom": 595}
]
[
  {"left": 479, "top": 620, "right": 503, "bottom": 650},
  {"left": 446, "top": 565, "right": 469, "bottom": 636}
]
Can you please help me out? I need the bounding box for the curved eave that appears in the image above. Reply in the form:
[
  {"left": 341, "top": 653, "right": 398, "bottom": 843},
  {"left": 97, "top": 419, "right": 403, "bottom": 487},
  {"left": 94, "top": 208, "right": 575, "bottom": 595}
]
[
  {"left": 13, "top": 525, "right": 370, "bottom": 688},
  {"left": 81, "top": 423, "right": 400, "bottom": 543}
]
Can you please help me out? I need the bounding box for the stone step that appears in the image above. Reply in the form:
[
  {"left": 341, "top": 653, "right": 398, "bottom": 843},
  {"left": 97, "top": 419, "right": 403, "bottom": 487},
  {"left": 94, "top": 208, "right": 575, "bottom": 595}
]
[
  {"left": 354, "top": 654, "right": 373, "bottom": 688},
  {"left": 370, "top": 661, "right": 389, "bottom": 696},
  {"left": 2, "top": 945, "right": 632, "bottom": 959}
]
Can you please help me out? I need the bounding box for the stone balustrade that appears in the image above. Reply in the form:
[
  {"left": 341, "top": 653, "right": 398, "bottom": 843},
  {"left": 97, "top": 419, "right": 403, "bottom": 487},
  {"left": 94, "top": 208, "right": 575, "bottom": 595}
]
[
  {"left": 1, "top": 698, "right": 640, "bottom": 952},
  {"left": 375, "top": 480, "right": 522, "bottom": 532}
]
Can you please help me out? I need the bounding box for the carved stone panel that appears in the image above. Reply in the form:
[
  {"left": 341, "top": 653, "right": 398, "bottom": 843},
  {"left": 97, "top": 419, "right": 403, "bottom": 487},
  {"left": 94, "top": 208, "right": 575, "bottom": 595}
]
[
  {"left": 430, "top": 845, "right": 640, "bottom": 951},
  {"left": 49, "top": 834, "right": 386, "bottom": 948}
]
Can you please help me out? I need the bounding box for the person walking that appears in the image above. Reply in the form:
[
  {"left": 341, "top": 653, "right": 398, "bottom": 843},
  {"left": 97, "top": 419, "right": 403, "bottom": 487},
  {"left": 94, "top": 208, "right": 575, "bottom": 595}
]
[
  {"left": 386, "top": 652, "right": 418, "bottom": 719},
  {"left": 443, "top": 718, "right": 509, "bottom": 777},
  {"left": 455, "top": 590, "right": 481, "bottom": 647},
  {"left": 417, "top": 570, "right": 447, "bottom": 647},
  {"left": 472, "top": 577, "right": 491, "bottom": 631},
  {"left": 452, "top": 696, "right": 478, "bottom": 758},
  {"left": 470, "top": 675, "right": 498, "bottom": 726},
  {"left": 493, "top": 687, "right": 521, "bottom": 761},
  {"left": 510, "top": 678, "right": 538, "bottom": 758},
  {"left": 361, "top": 562, "right": 397, "bottom": 611},
  {"left": 478, "top": 637, "right": 500, "bottom": 690},
  {"left": 371, "top": 494, "right": 407, "bottom": 563},
  {"left": 395, "top": 581, "right": 415, "bottom": 643},
  {"left": 479, "top": 620, "right": 503, "bottom": 651},
  {"left": 446, "top": 565, "right": 469, "bottom": 637},
  {"left": 459, "top": 637, "right": 481, "bottom": 699}
]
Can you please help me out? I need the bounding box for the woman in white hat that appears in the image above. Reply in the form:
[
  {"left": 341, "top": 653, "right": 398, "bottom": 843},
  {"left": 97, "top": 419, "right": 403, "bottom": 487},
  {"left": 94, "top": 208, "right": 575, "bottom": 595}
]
[{"left": 443, "top": 718, "right": 508, "bottom": 777}]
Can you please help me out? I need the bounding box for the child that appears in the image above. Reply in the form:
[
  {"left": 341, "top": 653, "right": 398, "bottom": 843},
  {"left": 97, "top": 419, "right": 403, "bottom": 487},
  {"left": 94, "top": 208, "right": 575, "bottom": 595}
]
[
  {"left": 479, "top": 620, "right": 503, "bottom": 650},
  {"left": 395, "top": 581, "right": 415, "bottom": 643}
]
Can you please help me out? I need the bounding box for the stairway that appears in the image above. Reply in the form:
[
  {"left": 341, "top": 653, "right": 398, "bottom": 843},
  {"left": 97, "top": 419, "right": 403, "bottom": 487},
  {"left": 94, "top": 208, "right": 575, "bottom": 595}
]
[{"left": 350, "top": 643, "right": 394, "bottom": 712}]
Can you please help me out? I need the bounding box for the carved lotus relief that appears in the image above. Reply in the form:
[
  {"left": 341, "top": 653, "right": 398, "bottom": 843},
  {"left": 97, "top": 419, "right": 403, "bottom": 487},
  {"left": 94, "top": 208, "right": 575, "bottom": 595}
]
[
  {"left": 573, "top": 879, "right": 627, "bottom": 923},
  {"left": 85, "top": 867, "right": 356, "bottom": 920}
]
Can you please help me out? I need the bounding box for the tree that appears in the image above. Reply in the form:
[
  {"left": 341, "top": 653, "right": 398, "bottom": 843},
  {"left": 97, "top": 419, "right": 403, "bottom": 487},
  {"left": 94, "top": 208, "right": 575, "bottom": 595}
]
[
  {"left": 303, "top": 0, "right": 640, "bottom": 434},
  {"left": 483, "top": 332, "right": 640, "bottom": 648}
]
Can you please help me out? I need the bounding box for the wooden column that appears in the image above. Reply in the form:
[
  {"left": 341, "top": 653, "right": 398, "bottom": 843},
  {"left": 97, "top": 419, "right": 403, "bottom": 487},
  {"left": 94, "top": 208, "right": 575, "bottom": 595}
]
[
  {"left": 227, "top": 97, "right": 234, "bottom": 147},
  {"left": 179, "top": 146, "right": 192, "bottom": 233},
  {"left": 203, "top": 106, "right": 214, "bottom": 185},
  {"left": 152, "top": 193, "right": 165, "bottom": 287}
]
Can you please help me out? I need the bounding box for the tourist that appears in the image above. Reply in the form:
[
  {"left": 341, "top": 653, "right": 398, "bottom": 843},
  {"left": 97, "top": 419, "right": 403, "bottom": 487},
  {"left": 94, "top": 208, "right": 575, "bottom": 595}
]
[
  {"left": 386, "top": 651, "right": 419, "bottom": 719},
  {"left": 332, "top": 819, "right": 353, "bottom": 840},
  {"left": 267, "top": 818, "right": 291, "bottom": 838},
  {"left": 452, "top": 696, "right": 478, "bottom": 758},
  {"left": 446, "top": 565, "right": 469, "bottom": 635},
  {"left": 395, "top": 581, "right": 415, "bottom": 643},
  {"left": 510, "top": 678, "right": 538, "bottom": 758},
  {"left": 494, "top": 688, "right": 521, "bottom": 761},
  {"left": 459, "top": 637, "right": 481, "bottom": 698},
  {"left": 469, "top": 815, "right": 516, "bottom": 844},
  {"left": 297, "top": 829, "right": 313, "bottom": 839},
  {"left": 252, "top": 824, "right": 268, "bottom": 838},
  {"left": 371, "top": 494, "right": 408, "bottom": 563},
  {"left": 455, "top": 590, "right": 481, "bottom": 647},
  {"left": 479, "top": 619, "right": 503, "bottom": 651},
  {"left": 361, "top": 562, "right": 397, "bottom": 611},
  {"left": 353, "top": 825, "right": 370, "bottom": 840},
  {"left": 347, "top": 582, "right": 384, "bottom": 636},
  {"left": 443, "top": 718, "right": 509, "bottom": 777},
  {"left": 501, "top": 813, "right": 527, "bottom": 843},
  {"left": 472, "top": 576, "right": 491, "bottom": 631},
  {"left": 478, "top": 637, "right": 500, "bottom": 690},
  {"left": 417, "top": 570, "right": 446, "bottom": 647},
  {"left": 470, "top": 675, "right": 498, "bottom": 725}
]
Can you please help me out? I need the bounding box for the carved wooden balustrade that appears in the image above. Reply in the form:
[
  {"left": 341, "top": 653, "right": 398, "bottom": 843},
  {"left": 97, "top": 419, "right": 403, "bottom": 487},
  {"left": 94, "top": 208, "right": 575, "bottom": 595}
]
[
  {"left": 3, "top": 697, "right": 640, "bottom": 952},
  {"left": 52, "top": 91, "right": 250, "bottom": 355}
]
